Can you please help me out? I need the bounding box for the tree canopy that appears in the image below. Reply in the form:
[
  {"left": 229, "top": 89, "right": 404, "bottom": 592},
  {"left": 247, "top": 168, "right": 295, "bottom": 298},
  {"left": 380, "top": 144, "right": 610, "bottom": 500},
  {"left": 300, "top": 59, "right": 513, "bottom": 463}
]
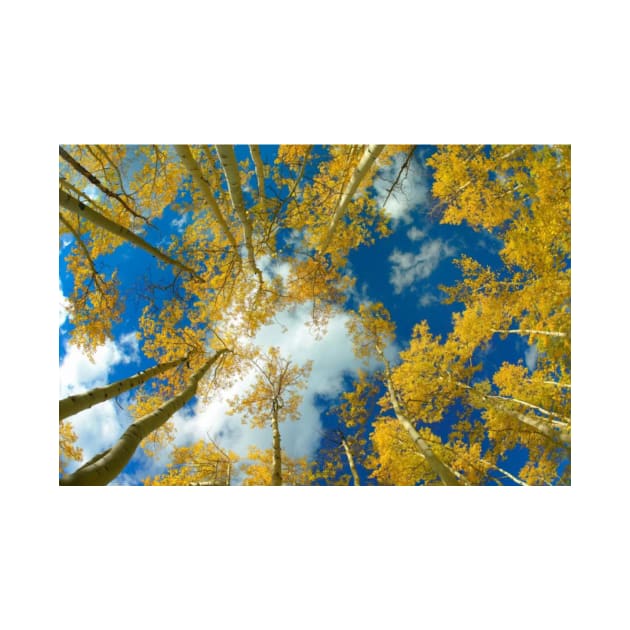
[{"left": 59, "top": 144, "right": 570, "bottom": 486}]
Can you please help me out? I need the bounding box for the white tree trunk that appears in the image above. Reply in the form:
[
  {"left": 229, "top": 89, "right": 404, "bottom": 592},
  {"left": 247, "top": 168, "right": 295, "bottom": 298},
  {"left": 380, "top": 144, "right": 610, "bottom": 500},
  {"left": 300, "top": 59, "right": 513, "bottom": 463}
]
[
  {"left": 173, "top": 145, "right": 239, "bottom": 251},
  {"left": 59, "top": 355, "right": 188, "bottom": 421},
  {"left": 486, "top": 393, "right": 570, "bottom": 424},
  {"left": 544, "top": 381, "right": 571, "bottom": 389},
  {"left": 491, "top": 329, "right": 567, "bottom": 338},
  {"left": 249, "top": 145, "right": 266, "bottom": 206},
  {"left": 271, "top": 406, "right": 282, "bottom": 486},
  {"left": 59, "top": 189, "right": 201, "bottom": 279},
  {"left": 379, "top": 352, "right": 460, "bottom": 486},
  {"left": 215, "top": 145, "right": 263, "bottom": 285},
  {"left": 482, "top": 460, "right": 527, "bottom": 486},
  {"left": 341, "top": 438, "right": 361, "bottom": 486},
  {"left": 319, "top": 144, "right": 385, "bottom": 252},
  {"left": 508, "top": 409, "right": 571, "bottom": 447}
]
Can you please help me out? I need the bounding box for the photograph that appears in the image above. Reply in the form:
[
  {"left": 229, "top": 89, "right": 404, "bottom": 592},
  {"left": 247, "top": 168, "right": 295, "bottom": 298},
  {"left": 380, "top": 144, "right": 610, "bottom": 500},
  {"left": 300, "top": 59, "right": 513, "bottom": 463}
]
[{"left": 59, "top": 144, "right": 571, "bottom": 486}]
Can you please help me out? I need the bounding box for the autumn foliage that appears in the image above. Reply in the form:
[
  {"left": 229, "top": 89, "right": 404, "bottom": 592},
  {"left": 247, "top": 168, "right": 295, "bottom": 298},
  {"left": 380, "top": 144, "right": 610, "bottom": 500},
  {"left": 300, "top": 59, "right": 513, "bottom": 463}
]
[{"left": 59, "top": 144, "right": 570, "bottom": 486}]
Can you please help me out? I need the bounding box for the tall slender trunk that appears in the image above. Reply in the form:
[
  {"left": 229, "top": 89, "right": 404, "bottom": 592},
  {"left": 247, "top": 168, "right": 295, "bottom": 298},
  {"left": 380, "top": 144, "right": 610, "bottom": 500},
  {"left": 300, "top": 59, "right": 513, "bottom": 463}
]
[
  {"left": 174, "top": 145, "right": 239, "bottom": 251},
  {"left": 423, "top": 434, "right": 527, "bottom": 486},
  {"left": 385, "top": 378, "right": 461, "bottom": 486},
  {"left": 341, "top": 438, "right": 361, "bottom": 486},
  {"left": 59, "top": 355, "right": 189, "bottom": 421},
  {"left": 544, "top": 381, "right": 571, "bottom": 389},
  {"left": 378, "top": 351, "right": 460, "bottom": 486},
  {"left": 491, "top": 329, "right": 567, "bottom": 338},
  {"left": 215, "top": 145, "right": 263, "bottom": 285},
  {"left": 60, "top": 350, "right": 228, "bottom": 486},
  {"left": 484, "top": 461, "right": 527, "bottom": 486},
  {"left": 508, "top": 409, "right": 571, "bottom": 447},
  {"left": 249, "top": 145, "right": 266, "bottom": 206},
  {"left": 320, "top": 144, "right": 385, "bottom": 252},
  {"left": 485, "top": 393, "right": 570, "bottom": 424},
  {"left": 271, "top": 405, "right": 282, "bottom": 486},
  {"left": 59, "top": 189, "right": 201, "bottom": 280}
]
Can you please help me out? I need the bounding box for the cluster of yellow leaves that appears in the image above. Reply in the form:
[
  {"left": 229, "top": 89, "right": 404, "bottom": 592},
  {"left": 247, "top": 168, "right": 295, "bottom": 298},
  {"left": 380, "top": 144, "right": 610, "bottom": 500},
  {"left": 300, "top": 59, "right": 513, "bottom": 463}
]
[
  {"left": 366, "top": 418, "right": 439, "bottom": 485},
  {"left": 518, "top": 457, "right": 568, "bottom": 486},
  {"left": 428, "top": 145, "right": 528, "bottom": 231},
  {"left": 75, "top": 145, "right": 183, "bottom": 229},
  {"left": 333, "top": 370, "right": 379, "bottom": 429},
  {"left": 282, "top": 257, "right": 354, "bottom": 335},
  {"left": 390, "top": 321, "right": 479, "bottom": 423},
  {"left": 63, "top": 270, "right": 123, "bottom": 358},
  {"left": 430, "top": 145, "right": 570, "bottom": 273},
  {"left": 347, "top": 302, "right": 396, "bottom": 362},
  {"left": 59, "top": 207, "right": 124, "bottom": 356},
  {"left": 139, "top": 298, "right": 200, "bottom": 364},
  {"left": 492, "top": 363, "right": 570, "bottom": 419},
  {"left": 59, "top": 420, "right": 83, "bottom": 474},
  {"left": 144, "top": 440, "right": 238, "bottom": 485},
  {"left": 276, "top": 145, "right": 312, "bottom": 172},
  {"left": 227, "top": 347, "right": 312, "bottom": 429},
  {"left": 240, "top": 446, "right": 313, "bottom": 486},
  {"left": 309, "top": 459, "right": 351, "bottom": 486}
]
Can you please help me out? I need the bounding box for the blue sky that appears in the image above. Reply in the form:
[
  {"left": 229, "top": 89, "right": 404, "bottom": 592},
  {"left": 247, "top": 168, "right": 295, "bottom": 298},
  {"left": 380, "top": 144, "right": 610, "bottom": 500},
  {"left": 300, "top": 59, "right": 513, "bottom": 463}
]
[{"left": 58, "top": 144, "right": 563, "bottom": 485}]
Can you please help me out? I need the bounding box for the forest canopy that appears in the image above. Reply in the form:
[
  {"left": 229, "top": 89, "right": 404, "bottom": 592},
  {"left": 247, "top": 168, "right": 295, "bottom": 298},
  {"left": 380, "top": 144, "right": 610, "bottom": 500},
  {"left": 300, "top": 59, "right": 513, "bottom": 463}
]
[{"left": 58, "top": 144, "right": 570, "bottom": 486}]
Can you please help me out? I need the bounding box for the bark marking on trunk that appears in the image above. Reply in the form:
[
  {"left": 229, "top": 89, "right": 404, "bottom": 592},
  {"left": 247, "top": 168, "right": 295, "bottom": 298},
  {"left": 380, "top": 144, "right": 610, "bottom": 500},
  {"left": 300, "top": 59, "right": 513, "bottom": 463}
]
[{"left": 59, "top": 355, "right": 188, "bottom": 421}]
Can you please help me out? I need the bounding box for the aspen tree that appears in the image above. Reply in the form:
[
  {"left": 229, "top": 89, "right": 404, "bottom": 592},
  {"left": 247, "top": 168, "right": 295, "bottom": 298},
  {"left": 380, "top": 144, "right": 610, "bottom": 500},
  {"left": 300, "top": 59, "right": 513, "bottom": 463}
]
[
  {"left": 227, "top": 348, "right": 312, "bottom": 486},
  {"left": 347, "top": 304, "right": 461, "bottom": 485}
]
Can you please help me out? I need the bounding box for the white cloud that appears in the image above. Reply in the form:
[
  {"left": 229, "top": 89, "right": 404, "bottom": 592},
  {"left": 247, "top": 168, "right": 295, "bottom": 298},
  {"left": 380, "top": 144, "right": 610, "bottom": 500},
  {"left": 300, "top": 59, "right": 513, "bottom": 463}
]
[
  {"left": 407, "top": 226, "right": 427, "bottom": 241},
  {"left": 373, "top": 151, "right": 429, "bottom": 227},
  {"left": 82, "top": 184, "right": 103, "bottom": 202},
  {"left": 60, "top": 235, "right": 73, "bottom": 249},
  {"left": 476, "top": 234, "right": 503, "bottom": 254},
  {"left": 260, "top": 253, "right": 291, "bottom": 283},
  {"left": 59, "top": 333, "right": 140, "bottom": 397},
  {"left": 118, "top": 332, "right": 140, "bottom": 364},
  {"left": 418, "top": 292, "right": 440, "bottom": 307},
  {"left": 525, "top": 343, "right": 539, "bottom": 371},
  {"left": 59, "top": 281, "right": 69, "bottom": 327},
  {"left": 171, "top": 212, "right": 189, "bottom": 232},
  {"left": 66, "top": 398, "right": 131, "bottom": 470},
  {"left": 389, "top": 239, "right": 457, "bottom": 294}
]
